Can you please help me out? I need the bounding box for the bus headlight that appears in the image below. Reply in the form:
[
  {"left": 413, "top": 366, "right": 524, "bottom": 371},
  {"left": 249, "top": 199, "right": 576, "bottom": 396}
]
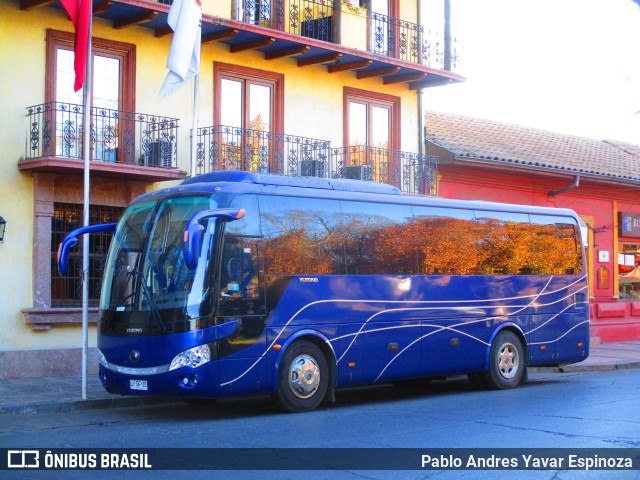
[
  {"left": 169, "top": 344, "right": 211, "bottom": 371},
  {"left": 97, "top": 349, "right": 108, "bottom": 368}
]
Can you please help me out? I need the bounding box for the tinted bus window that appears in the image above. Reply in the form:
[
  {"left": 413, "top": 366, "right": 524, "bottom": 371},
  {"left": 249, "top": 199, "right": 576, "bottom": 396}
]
[
  {"left": 227, "top": 194, "right": 260, "bottom": 236},
  {"left": 259, "top": 196, "right": 344, "bottom": 275},
  {"left": 340, "top": 201, "right": 415, "bottom": 275},
  {"left": 530, "top": 214, "right": 583, "bottom": 275},
  {"left": 411, "top": 206, "right": 477, "bottom": 275},
  {"left": 473, "top": 211, "right": 534, "bottom": 275},
  {"left": 219, "top": 235, "right": 265, "bottom": 317}
]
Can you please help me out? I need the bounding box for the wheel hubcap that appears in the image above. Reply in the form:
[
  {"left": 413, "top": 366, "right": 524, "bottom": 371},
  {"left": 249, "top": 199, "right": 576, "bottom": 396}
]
[
  {"left": 498, "top": 342, "right": 519, "bottom": 379},
  {"left": 288, "top": 354, "right": 320, "bottom": 399}
]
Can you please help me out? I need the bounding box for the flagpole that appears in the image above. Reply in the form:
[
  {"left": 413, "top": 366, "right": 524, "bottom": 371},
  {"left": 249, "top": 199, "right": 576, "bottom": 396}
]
[
  {"left": 190, "top": 73, "right": 199, "bottom": 177},
  {"left": 81, "top": 1, "right": 93, "bottom": 400}
]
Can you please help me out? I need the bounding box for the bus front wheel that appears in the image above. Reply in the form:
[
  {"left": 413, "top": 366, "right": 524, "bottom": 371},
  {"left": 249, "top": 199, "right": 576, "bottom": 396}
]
[
  {"left": 482, "top": 331, "right": 524, "bottom": 390},
  {"left": 275, "top": 340, "right": 329, "bottom": 413}
]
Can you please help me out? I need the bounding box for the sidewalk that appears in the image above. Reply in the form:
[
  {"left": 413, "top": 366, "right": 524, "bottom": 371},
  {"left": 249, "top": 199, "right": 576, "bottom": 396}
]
[{"left": 1, "top": 341, "right": 638, "bottom": 415}]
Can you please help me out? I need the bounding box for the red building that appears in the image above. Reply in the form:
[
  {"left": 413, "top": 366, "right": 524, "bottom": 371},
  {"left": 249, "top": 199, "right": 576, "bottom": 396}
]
[{"left": 425, "top": 111, "right": 640, "bottom": 343}]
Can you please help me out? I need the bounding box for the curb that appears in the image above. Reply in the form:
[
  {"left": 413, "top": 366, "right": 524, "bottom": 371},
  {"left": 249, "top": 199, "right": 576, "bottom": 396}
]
[
  {"left": 0, "top": 396, "right": 178, "bottom": 416},
  {"left": 529, "top": 361, "right": 640, "bottom": 374},
  {"left": 559, "top": 361, "right": 640, "bottom": 373}
]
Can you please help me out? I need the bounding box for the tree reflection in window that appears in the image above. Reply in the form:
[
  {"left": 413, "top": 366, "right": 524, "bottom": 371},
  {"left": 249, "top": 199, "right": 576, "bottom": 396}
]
[
  {"left": 258, "top": 197, "right": 583, "bottom": 277},
  {"left": 340, "top": 201, "right": 415, "bottom": 275},
  {"left": 260, "top": 196, "right": 344, "bottom": 275}
]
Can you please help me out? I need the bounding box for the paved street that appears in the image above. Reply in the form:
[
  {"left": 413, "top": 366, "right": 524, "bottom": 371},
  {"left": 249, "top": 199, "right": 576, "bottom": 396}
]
[{"left": 1, "top": 368, "right": 638, "bottom": 480}]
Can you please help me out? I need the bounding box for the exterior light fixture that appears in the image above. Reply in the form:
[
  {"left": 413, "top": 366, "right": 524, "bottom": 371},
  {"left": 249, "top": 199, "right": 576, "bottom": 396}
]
[{"left": 0, "top": 216, "right": 6, "bottom": 242}]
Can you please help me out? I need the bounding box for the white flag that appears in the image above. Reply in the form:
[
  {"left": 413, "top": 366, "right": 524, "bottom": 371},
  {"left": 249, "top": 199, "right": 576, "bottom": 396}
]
[{"left": 159, "top": 0, "right": 202, "bottom": 98}]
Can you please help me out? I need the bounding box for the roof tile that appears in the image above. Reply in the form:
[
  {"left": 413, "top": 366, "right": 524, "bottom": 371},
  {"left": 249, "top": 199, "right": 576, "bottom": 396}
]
[{"left": 425, "top": 111, "right": 640, "bottom": 184}]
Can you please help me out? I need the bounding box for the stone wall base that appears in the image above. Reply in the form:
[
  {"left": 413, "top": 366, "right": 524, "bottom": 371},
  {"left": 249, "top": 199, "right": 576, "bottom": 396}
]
[
  {"left": 590, "top": 300, "right": 640, "bottom": 343},
  {"left": 0, "top": 348, "right": 99, "bottom": 379}
]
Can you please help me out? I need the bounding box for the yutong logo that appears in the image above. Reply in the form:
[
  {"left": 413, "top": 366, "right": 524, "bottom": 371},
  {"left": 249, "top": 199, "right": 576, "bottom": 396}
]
[
  {"left": 299, "top": 277, "right": 319, "bottom": 283},
  {"left": 8, "top": 450, "right": 39, "bottom": 468},
  {"left": 127, "top": 328, "right": 143, "bottom": 334}
]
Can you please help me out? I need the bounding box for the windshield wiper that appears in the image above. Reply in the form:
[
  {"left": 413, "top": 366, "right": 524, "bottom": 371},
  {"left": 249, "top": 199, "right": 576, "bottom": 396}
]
[
  {"left": 102, "top": 266, "right": 168, "bottom": 333},
  {"left": 132, "top": 269, "right": 169, "bottom": 333},
  {"left": 103, "top": 267, "right": 136, "bottom": 332}
]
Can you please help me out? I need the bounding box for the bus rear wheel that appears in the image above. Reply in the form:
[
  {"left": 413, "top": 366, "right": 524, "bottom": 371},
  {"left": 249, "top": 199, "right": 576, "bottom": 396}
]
[
  {"left": 275, "top": 340, "right": 329, "bottom": 413},
  {"left": 482, "top": 331, "right": 524, "bottom": 390}
]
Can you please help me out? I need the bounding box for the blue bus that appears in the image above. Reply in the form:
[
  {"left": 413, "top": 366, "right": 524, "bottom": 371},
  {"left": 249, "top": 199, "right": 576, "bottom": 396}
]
[{"left": 58, "top": 172, "right": 589, "bottom": 412}]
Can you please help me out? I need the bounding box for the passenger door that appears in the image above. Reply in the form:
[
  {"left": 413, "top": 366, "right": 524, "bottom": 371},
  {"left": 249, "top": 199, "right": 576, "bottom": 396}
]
[{"left": 216, "top": 195, "right": 268, "bottom": 394}]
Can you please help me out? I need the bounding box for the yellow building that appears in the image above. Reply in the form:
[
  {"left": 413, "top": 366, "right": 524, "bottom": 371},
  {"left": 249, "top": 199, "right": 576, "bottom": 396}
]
[{"left": 0, "top": 0, "right": 462, "bottom": 378}]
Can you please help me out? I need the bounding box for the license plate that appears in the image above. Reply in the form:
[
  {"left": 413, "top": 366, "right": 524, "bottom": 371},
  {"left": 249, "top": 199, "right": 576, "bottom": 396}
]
[{"left": 130, "top": 379, "right": 148, "bottom": 391}]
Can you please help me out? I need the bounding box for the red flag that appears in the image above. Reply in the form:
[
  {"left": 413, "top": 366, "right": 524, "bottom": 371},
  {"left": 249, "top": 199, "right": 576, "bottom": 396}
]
[{"left": 60, "top": 0, "right": 91, "bottom": 92}]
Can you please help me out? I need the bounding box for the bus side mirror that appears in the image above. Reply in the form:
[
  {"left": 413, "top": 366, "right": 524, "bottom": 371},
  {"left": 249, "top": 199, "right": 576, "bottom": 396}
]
[
  {"left": 57, "top": 223, "right": 117, "bottom": 276},
  {"left": 183, "top": 208, "right": 245, "bottom": 269}
]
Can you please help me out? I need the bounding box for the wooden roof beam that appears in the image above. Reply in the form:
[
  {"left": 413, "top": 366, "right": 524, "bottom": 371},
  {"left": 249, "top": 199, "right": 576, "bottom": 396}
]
[
  {"left": 155, "top": 25, "right": 173, "bottom": 38},
  {"left": 265, "top": 45, "right": 310, "bottom": 60},
  {"left": 113, "top": 10, "right": 157, "bottom": 30},
  {"left": 356, "top": 66, "right": 400, "bottom": 80},
  {"left": 20, "top": 0, "right": 55, "bottom": 10},
  {"left": 93, "top": 1, "right": 112, "bottom": 15},
  {"left": 327, "top": 59, "right": 372, "bottom": 73},
  {"left": 229, "top": 37, "right": 275, "bottom": 53},
  {"left": 202, "top": 28, "right": 239, "bottom": 43},
  {"left": 297, "top": 52, "right": 342, "bottom": 67},
  {"left": 383, "top": 72, "right": 427, "bottom": 85},
  {"left": 22, "top": 0, "right": 111, "bottom": 13}
]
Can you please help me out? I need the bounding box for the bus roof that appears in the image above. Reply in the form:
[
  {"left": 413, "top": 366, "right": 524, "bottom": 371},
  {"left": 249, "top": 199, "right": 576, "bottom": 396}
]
[
  {"left": 138, "top": 171, "right": 579, "bottom": 221},
  {"left": 181, "top": 171, "right": 402, "bottom": 196}
]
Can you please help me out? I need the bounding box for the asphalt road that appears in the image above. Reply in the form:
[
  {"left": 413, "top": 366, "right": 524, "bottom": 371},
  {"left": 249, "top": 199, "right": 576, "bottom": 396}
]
[{"left": 1, "top": 369, "right": 638, "bottom": 480}]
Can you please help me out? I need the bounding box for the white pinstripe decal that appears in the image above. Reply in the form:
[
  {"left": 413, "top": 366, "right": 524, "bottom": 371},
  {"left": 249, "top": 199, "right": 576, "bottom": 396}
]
[{"left": 220, "top": 275, "right": 588, "bottom": 387}]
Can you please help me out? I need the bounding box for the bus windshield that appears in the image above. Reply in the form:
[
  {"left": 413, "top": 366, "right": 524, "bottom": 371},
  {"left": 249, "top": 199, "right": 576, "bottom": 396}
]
[{"left": 100, "top": 195, "right": 219, "bottom": 336}]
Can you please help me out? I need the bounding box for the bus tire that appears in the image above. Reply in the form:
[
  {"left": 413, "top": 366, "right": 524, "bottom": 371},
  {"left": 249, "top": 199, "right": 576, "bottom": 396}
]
[
  {"left": 482, "top": 331, "right": 524, "bottom": 390},
  {"left": 275, "top": 340, "right": 329, "bottom": 413}
]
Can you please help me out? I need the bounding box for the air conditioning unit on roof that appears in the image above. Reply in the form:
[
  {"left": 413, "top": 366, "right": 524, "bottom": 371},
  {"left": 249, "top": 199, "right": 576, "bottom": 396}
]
[
  {"left": 342, "top": 165, "right": 371, "bottom": 181},
  {"left": 298, "top": 159, "right": 326, "bottom": 178}
]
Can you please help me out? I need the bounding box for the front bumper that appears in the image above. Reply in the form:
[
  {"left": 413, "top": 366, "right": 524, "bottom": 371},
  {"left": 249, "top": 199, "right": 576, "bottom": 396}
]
[{"left": 99, "top": 362, "right": 221, "bottom": 399}]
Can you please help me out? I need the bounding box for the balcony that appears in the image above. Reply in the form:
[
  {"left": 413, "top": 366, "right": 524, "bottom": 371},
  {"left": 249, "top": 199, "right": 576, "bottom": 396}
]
[
  {"left": 234, "top": 1, "right": 450, "bottom": 69},
  {"left": 370, "top": 11, "right": 439, "bottom": 66},
  {"left": 195, "top": 125, "right": 332, "bottom": 177},
  {"left": 20, "top": 102, "right": 187, "bottom": 181},
  {"left": 333, "top": 145, "right": 438, "bottom": 195},
  {"left": 19, "top": 1, "right": 463, "bottom": 89},
  {"left": 195, "top": 125, "right": 437, "bottom": 194},
  {"left": 235, "top": 0, "right": 336, "bottom": 43}
]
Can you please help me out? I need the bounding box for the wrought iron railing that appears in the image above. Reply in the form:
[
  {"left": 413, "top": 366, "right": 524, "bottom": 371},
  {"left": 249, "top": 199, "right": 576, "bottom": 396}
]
[
  {"left": 370, "top": 11, "right": 457, "bottom": 68},
  {"left": 401, "top": 151, "right": 438, "bottom": 195},
  {"left": 195, "top": 125, "right": 332, "bottom": 177},
  {"left": 194, "top": 128, "right": 437, "bottom": 193},
  {"left": 231, "top": 2, "right": 455, "bottom": 69},
  {"left": 235, "top": 0, "right": 335, "bottom": 42},
  {"left": 26, "top": 102, "right": 179, "bottom": 168},
  {"left": 370, "top": 12, "right": 424, "bottom": 64},
  {"left": 333, "top": 145, "right": 438, "bottom": 195}
]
